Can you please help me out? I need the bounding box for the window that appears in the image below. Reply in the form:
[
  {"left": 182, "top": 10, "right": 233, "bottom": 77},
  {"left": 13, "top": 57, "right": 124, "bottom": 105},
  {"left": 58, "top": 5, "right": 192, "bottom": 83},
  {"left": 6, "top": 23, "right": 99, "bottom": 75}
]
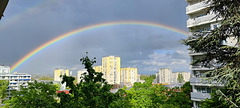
[
  {"left": 207, "top": 88, "right": 211, "bottom": 93},
  {"left": 197, "top": 87, "right": 201, "bottom": 92},
  {"left": 202, "top": 87, "right": 206, "bottom": 93}
]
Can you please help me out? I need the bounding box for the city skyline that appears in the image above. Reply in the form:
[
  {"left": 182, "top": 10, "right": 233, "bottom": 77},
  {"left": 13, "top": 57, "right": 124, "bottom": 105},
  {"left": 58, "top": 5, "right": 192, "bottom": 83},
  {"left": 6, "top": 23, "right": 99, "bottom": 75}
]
[{"left": 0, "top": 0, "right": 190, "bottom": 75}]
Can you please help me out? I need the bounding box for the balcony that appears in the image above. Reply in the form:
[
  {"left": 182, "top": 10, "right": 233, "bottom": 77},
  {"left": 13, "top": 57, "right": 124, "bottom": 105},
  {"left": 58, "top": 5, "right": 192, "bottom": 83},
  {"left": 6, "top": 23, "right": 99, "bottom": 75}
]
[
  {"left": 188, "top": 50, "right": 205, "bottom": 56},
  {"left": 186, "top": 1, "right": 211, "bottom": 14},
  {"left": 187, "top": 14, "right": 217, "bottom": 28},
  {"left": 190, "top": 77, "right": 207, "bottom": 84},
  {"left": 190, "top": 65, "right": 214, "bottom": 71},
  {"left": 191, "top": 92, "right": 211, "bottom": 101}
]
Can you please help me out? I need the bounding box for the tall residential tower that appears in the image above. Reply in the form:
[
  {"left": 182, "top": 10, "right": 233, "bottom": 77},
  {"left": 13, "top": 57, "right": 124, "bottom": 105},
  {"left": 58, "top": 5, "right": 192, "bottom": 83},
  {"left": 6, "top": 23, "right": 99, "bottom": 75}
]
[
  {"left": 102, "top": 56, "right": 121, "bottom": 84},
  {"left": 186, "top": 0, "right": 221, "bottom": 107}
]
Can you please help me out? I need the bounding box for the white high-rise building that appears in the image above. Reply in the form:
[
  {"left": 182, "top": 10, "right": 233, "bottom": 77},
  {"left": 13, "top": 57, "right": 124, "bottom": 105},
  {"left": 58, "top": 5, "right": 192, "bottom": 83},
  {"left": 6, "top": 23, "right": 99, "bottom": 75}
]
[
  {"left": 156, "top": 68, "right": 172, "bottom": 84},
  {"left": 185, "top": 0, "right": 229, "bottom": 107},
  {"left": 0, "top": 65, "right": 10, "bottom": 74}
]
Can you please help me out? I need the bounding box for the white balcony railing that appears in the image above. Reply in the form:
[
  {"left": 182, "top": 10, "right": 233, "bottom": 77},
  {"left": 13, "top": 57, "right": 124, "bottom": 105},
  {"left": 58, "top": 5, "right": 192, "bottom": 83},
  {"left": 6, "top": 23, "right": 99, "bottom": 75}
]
[
  {"left": 188, "top": 50, "right": 205, "bottom": 56},
  {"left": 191, "top": 92, "right": 211, "bottom": 101},
  {"left": 186, "top": 1, "right": 211, "bottom": 14},
  {"left": 187, "top": 14, "right": 216, "bottom": 28},
  {"left": 190, "top": 65, "right": 214, "bottom": 71}
]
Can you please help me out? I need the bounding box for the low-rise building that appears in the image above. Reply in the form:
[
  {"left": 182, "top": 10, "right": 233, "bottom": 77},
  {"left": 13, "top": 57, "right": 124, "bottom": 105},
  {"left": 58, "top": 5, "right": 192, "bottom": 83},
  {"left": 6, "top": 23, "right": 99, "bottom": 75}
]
[{"left": 0, "top": 72, "right": 31, "bottom": 99}]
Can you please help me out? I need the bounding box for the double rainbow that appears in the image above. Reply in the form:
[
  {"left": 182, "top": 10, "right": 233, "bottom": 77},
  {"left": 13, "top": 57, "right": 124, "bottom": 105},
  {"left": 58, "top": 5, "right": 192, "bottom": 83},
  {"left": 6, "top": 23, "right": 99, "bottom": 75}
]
[{"left": 10, "top": 21, "right": 188, "bottom": 73}]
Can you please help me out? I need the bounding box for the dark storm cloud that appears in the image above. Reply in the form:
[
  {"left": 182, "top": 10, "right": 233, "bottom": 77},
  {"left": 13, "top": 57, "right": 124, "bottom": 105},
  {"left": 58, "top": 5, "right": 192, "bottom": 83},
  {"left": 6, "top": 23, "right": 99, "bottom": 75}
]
[{"left": 0, "top": 0, "right": 189, "bottom": 75}]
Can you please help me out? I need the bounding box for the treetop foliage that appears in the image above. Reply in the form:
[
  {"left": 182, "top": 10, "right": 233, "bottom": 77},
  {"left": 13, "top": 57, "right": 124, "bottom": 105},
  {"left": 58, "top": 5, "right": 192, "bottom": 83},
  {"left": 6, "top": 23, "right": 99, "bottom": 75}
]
[{"left": 4, "top": 55, "right": 192, "bottom": 108}]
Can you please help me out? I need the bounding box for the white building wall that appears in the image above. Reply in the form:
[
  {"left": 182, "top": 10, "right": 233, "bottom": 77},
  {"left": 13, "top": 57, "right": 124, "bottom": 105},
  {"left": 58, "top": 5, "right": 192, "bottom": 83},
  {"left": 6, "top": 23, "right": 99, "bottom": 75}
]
[
  {"left": 0, "top": 65, "right": 10, "bottom": 74},
  {"left": 186, "top": 0, "right": 222, "bottom": 107},
  {"left": 158, "top": 68, "right": 172, "bottom": 84},
  {"left": 77, "top": 70, "right": 87, "bottom": 83}
]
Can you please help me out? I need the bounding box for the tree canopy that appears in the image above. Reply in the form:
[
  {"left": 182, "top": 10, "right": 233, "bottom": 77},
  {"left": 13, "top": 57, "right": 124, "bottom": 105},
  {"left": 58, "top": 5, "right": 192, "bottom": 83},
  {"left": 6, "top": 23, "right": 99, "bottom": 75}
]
[{"left": 5, "top": 55, "right": 192, "bottom": 107}]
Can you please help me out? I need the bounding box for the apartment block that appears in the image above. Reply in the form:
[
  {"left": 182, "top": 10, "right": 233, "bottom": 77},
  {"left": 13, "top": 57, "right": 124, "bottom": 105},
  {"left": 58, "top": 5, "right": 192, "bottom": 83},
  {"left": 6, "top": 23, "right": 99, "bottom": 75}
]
[
  {"left": 102, "top": 56, "right": 121, "bottom": 84},
  {"left": 0, "top": 65, "right": 10, "bottom": 74},
  {"left": 120, "top": 67, "right": 138, "bottom": 85},
  {"left": 0, "top": 69, "right": 31, "bottom": 99},
  {"left": 54, "top": 68, "right": 72, "bottom": 82},
  {"left": 170, "top": 72, "right": 191, "bottom": 84},
  {"left": 186, "top": 0, "right": 223, "bottom": 107},
  {"left": 156, "top": 68, "right": 172, "bottom": 84}
]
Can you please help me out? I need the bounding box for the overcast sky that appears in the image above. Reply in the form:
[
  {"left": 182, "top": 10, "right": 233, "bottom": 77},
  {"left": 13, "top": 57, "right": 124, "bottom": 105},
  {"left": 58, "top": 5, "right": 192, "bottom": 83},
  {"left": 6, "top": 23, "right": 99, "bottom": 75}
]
[{"left": 0, "top": 0, "right": 189, "bottom": 75}]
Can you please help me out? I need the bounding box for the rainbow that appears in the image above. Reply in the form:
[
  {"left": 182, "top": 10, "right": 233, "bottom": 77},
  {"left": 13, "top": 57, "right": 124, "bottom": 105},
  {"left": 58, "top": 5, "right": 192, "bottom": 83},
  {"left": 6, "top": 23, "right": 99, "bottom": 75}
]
[{"left": 10, "top": 21, "right": 188, "bottom": 73}]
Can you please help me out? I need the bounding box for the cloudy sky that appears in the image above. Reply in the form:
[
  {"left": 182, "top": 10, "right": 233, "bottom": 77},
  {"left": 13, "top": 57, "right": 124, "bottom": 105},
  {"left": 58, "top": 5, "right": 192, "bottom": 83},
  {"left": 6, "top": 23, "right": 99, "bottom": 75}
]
[{"left": 0, "top": 0, "right": 190, "bottom": 75}]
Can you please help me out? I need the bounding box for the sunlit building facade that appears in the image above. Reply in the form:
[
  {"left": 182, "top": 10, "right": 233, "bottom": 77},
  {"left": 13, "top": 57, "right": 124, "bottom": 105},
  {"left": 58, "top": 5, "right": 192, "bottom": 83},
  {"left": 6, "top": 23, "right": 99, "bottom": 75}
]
[
  {"left": 54, "top": 68, "right": 71, "bottom": 82},
  {"left": 120, "top": 67, "right": 138, "bottom": 85},
  {"left": 93, "top": 66, "right": 104, "bottom": 78},
  {"left": 77, "top": 70, "right": 87, "bottom": 83},
  {"left": 102, "top": 56, "right": 121, "bottom": 84}
]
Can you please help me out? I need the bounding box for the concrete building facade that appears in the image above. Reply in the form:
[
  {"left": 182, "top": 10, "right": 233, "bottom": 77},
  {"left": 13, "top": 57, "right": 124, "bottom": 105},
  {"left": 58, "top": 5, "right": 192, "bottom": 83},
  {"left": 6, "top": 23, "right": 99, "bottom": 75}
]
[
  {"left": 0, "top": 65, "right": 10, "bottom": 74},
  {"left": 156, "top": 68, "right": 172, "bottom": 84},
  {"left": 185, "top": 0, "right": 225, "bottom": 107},
  {"left": 102, "top": 56, "right": 121, "bottom": 84},
  {"left": 170, "top": 72, "right": 191, "bottom": 84}
]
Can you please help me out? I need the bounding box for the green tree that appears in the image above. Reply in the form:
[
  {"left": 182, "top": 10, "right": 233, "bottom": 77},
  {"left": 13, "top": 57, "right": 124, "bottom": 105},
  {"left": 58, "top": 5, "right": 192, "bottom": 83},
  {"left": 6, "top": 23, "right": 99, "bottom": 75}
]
[
  {"left": 181, "top": 81, "right": 191, "bottom": 97},
  {"left": 166, "top": 82, "right": 192, "bottom": 108},
  {"left": 183, "top": 0, "right": 240, "bottom": 107},
  {"left": 38, "top": 76, "right": 53, "bottom": 81},
  {"left": 126, "top": 78, "right": 155, "bottom": 107},
  {"left": 140, "top": 75, "right": 149, "bottom": 80},
  {"left": 8, "top": 81, "right": 58, "bottom": 108},
  {"left": 149, "top": 75, "right": 156, "bottom": 79},
  {"left": 177, "top": 73, "right": 184, "bottom": 83},
  {"left": 0, "top": 80, "right": 9, "bottom": 105},
  {"left": 58, "top": 55, "right": 116, "bottom": 107}
]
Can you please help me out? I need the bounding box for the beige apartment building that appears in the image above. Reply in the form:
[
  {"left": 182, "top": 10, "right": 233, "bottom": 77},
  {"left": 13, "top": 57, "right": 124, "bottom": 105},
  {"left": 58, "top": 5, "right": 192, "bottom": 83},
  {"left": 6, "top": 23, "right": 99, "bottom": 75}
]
[{"left": 54, "top": 68, "right": 71, "bottom": 82}]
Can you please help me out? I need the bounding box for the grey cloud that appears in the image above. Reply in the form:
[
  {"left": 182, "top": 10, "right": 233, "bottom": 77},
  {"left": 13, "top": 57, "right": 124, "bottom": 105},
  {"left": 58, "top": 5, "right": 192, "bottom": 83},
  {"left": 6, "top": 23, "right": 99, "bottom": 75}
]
[{"left": 0, "top": 0, "right": 189, "bottom": 75}]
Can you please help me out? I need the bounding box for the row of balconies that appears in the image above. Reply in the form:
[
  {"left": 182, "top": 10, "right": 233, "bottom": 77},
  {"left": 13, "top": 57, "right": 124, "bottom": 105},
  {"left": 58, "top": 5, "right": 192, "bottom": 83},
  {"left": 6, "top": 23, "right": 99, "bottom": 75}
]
[
  {"left": 191, "top": 92, "right": 211, "bottom": 101},
  {"left": 187, "top": 14, "right": 216, "bottom": 28},
  {"left": 186, "top": 1, "right": 211, "bottom": 15}
]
